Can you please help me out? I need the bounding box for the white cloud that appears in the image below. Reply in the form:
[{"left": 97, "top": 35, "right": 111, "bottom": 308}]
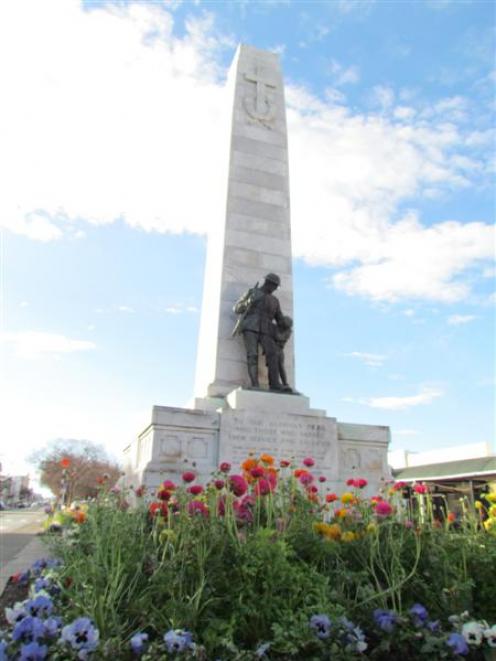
[
  {"left": 164, "top": 304, "right": 198, "bottom": 314},
  {"left": 118, "top": 305, "right": 135, "bottom": 313},
  {"left": 447, "top": 314, "right": 477, "bottom": 325},
  {"left": 345, "top": 386, "right": 444, "bottom": 410},
  {"left": 1, "top": 331, "right": 96, "bottom": 358},
  {"left": 328, "top": 59, "right": 360, "bottom": 86},
  {"left": 344, "top": 351, "right": 385, "bottom": 367},
  {"left": 0, "top": 0, "right": 493, "bottom": 304}
]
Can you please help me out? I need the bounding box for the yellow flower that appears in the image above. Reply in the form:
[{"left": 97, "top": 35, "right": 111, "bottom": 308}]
[
  {"left": 335, "top": 508, "right": 349, "bottom": 518},
  {"left": 325, "top": 523, "right": 342, "bottom": 540},
  {"left": 474, "top": 501, "right": 484, "bottom": 510},
  {"left": 489, "top": 505, "right": 496, "bottom": 518},
  {"left": 486, "top": 492, "right": 496, "bottom": 503},
  {"left": 341, "top": 531, "right": 356, "bottom": 543},
  {"left": 313, "top": 522, "right": 328, "bottom": 536},
  {"left": 483, "top": 517, "right": 496, "bottom": 536},
  {"left": 366, "top": 522, "right": 378, "bottom": 534},
  {"left": 341, "top": 491, "right": 355, "bottom": 505}
]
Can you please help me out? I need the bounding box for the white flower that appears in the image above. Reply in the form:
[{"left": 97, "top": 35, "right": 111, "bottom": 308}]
[
  {"left": 484, "top": 625, "right": 496, "bottom": 648},
  {"left": 462, "top": 621, "right": 485, "bottom": 646}
]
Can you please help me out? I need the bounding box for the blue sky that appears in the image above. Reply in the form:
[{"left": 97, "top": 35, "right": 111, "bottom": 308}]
[{"left": 0, "top": 0, "right": 494, "bottom": 486}]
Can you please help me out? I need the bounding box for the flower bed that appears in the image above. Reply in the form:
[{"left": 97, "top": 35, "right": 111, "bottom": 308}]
[{"left": 1, "top": 456, "right": 495, "bottom": 659}]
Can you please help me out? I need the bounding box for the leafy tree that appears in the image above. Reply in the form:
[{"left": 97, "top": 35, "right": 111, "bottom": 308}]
[{"left": 30, "top": 439, "right": 121, "bottom": 502}]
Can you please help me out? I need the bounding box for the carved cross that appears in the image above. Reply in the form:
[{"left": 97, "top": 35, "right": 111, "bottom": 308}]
[{"left": 243, "top": 66, "right": 277, "bottom": 121}]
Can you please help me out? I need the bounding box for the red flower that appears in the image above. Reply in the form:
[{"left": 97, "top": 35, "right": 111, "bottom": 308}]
[
  {"left": 134, "top": 486, "right": 145, "bottom": 498},
  {"left": 149, "top": 501, "right": 168, "bottom": 517},
  {"left": 374, "top": 501, "right": 393, "bottom": 517},
  {"left": 346, "top": 478, "right": 355, "bottom": 486},
  {"left": 280, "top": 459, "right": 291, "bottom": 468},
  {"left": 253, "top": 478, "right": 272, "bottom": 496},
  {"left": 188, "top": 485, "right": 204, "bottom": 496},
  {"left": 182, "top": 471, "right": 196, "bottom": 483},
  {"left": 447, "top": 512, "right": 456, "bottom": 523},
  {"left": 219, "top": 462, "right": 231, "bottom": 473},
  {"left": 308, "top": 485, "right": 319, "bottom": 494},
  {"left": 250, "top": 466, "right": 265, "bottom": 479},
  {"left": 303, "top": 457, "right": 315, "bottom": 467},
  {"left": 214, "top": 479, "right": 225, "bottom": 490},
  {"left": 162, "top": 480, "right": 176, "bottom": 491},
  {"left": 60, "top": 457, "right": 71, "bottom": 469},
  {"left": 318, "top": 475, "right": 327, "bottom": 483},
  {"left": 413, "top": 484, "right": 428, "bottom": 494},
  {"left": 392, "top": 481, "right": 407, "bottom": 491},
  {"left": 326, "top": 493, "right": 338, "bottom": 503},
  {"left": 157, "top": 488, "right": 172, "bottom": 501},
  {"left": 217, "top": 497, "right": 226, "bottom": 516},
  {"left": 229, "top": 474, "right": 248, "bottom": 497},
  {"left": 357, "top": 478, "right": 368, "bottom": 489}
]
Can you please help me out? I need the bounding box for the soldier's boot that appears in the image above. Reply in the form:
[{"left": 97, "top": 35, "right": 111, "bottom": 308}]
[{"left": 267, "top": 354, "right": 282, "bottom": 391}]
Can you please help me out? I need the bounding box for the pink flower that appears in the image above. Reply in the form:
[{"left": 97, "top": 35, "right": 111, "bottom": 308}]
[
  {"left": 299, "top": 472, "right": 314, "bottom": 486},
  {"left": 346, "top": 478, "right": 355, "bottom": 486},
  {"left": 318, "top": 476, "right": 327, "bottom": 483},
  {"left": 250, "top": 466, "right": 265, "bottom": 479},
  {"left": 217, "top": 497, "right": 226, "bottom": 516},
  {"left": 308, "top": 485, "right": 319, "bottom": 494},
  {"left": 254, "top": 478, "right": 272, "bottom": 496},
  {"left": 219, "top": 462, "right": 231, "bottom": 473},
  {"left": 303, "top": 457, "right": 315, "bottom": 467},
  {"left": 280, "top": 459, "right": 291, "bottom": 468},
  {"left": 182, "top": 471, "right": 196, "bottom": 483},
  {"left": 188, "top": 500, "right": 208, "bottom": 517},
  {"left": 162, "top": 480, "right": 176, "bottom": 490},
  {"left": 214, "top": 479, "right": 225, "bottom": 490},
  {"left": 375, "top": 501, "right": 393, "bottom": 517},
  {"left": 134, "top": 486, "right": 145, "bottom": 497},
  {"left": 188, "top": 485, "right": 204, "bottom": 496},
  {"left": 413, "top": 484, "right": 428, "bottom": 494},
  {"left": 157, "top": 488, "right": 172, "bottom": 501},
  {"left": 229, "top": 474, "right": 248, "bottom": 497},
  {"left": 357, "top": 478, "right": 368, "bottom": 489},
  {"left": 393, "top": 481, "right": 407, "bottom": 491}
]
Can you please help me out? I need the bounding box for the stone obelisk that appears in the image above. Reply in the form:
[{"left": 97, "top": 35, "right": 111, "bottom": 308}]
[{"left": 194, "top": 45, "right": 294, "bottom": 400}]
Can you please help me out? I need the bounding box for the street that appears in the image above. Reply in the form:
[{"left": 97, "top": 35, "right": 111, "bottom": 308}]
[{"left": 0, "top": 509, "right": 47, "bottom": 566}]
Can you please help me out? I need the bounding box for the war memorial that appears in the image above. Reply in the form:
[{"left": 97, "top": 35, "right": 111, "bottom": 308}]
[{"left": 123, "top": 45, "right": 391, "bottom": 495}]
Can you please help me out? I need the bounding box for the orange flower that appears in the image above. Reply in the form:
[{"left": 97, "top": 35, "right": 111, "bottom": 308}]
[
  {"left": 260, "top": 453, "right": 274, "bottom": 466},
  {"left": 335, "top": 508, "right": 349, "bottom": 518},
  {"left": 60, "top": 457, "right": 71, "bottom": 469},
  {"left": 447, "top": 512, "right": 456, "bottom": 523},
  {"left": 241, "top": 458, "right": 258, "bottom": 472},
  {"left": 72, "top": 510, "right": 87, "bottom": 524}
]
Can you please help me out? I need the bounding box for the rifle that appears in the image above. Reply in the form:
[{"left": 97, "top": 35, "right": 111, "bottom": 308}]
[{"left": 231, "top": 282, "right": 259, "bottom": 337}]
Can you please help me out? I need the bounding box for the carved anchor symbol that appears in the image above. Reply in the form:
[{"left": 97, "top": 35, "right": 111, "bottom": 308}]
[{"left": 243, "top": 67, "right": 276, "bottom": 123}]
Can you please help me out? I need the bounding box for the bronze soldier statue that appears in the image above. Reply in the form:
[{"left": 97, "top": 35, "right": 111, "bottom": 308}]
[
  {"left": 232, "top": 273, "right": 286, "bottom": 391},
  {"left": 272, "top": 315, "right": 293, "bottom": 391}
]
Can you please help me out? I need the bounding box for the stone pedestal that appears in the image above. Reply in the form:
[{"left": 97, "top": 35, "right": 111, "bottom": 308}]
[{"left": 123, "top": 389, "right": 391, "bottom": 497}]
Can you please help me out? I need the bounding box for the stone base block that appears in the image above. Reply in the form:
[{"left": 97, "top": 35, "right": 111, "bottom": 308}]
[{"left": 122, "top": 396, "right": 392, "bottom": 497}]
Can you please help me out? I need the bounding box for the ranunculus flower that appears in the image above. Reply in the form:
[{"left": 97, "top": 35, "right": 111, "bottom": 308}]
[
  {"left": 157, "top": 488, "right": 172, "bottom": 501},
  {"left": 250, "top": 466, "right": 265, "bottom": 479},
  {"left": 346, "top": 478, "right": 355, "bottom": 486},
  {"left": 162, "top": 480, "right": 176, "bottom": 490},
  {"left": 219, "top": 462, "right": 231, "bottom": 473},
  {"left": 326, "top": 493, "right": 338, "bottom": 503},
  {"left": 229, "top": 474, "right": 248, "bottom": 497},
  {"left": 260, "top": 453, "right": 274, "bottom": 465},
  {"left": 214, "top": 479, "right": 225, "bottom": 490},
  {"left": 280, "top": 459, "right": 291, "bottom": 467},
  {"left": 188, "top": 485, "right": 204, "bottom": 496},
  {"left": 134, "top": 486, "right": 145, "bottom": 497},
  {"left": 357, "top": 478, "right": 368, "bottom": 489},
  {"left": 374, "top": 501, "right": 393, "bottom": 517},
  {"left": 299, "top": 472, "right": 314, "bottom": 486},
  {"left": 241, "top": 458, "right": 258, "bottom": 472},
  {"left": 254, "top": 478, "right": 272, "bottom": 496},
  {"left": 182, "top": 471, "right": 196, "bottom": 483},
  {"left": 413, "top": 483, "right": 428, "bottom": 494},
  {"left": 318, "top": 475, "right": 327, "bottom": 482},
  {"left": 303, "top": 457, "right": 315, "bottom": 467},
  {"left": 149, "top": 502, "right": 168, "bottom": 517}
]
